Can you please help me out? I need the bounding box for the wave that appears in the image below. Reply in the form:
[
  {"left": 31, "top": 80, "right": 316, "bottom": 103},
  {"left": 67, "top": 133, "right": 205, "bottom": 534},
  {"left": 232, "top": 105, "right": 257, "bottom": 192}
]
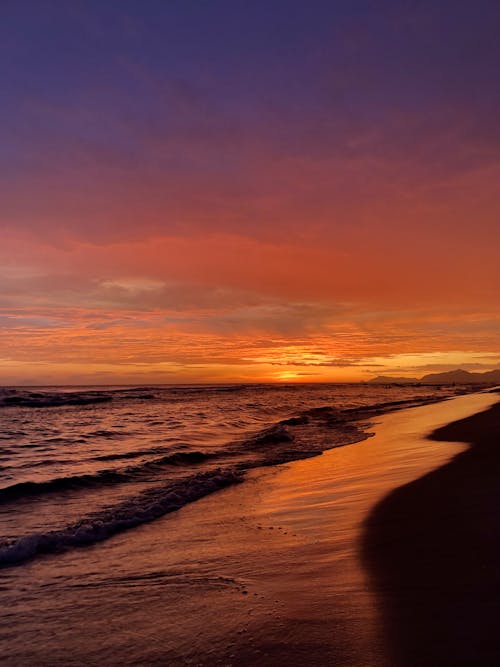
[
  {"left": 0, "top": 450, "right": 211, "bottom": 504},
  {"left": 0, "top": 386, "right": 158, "bottom": 409},
  {"left": 0, "top": 469, "right": 241, "bottom": 567},
  {"left": 0, "top": 417, "right": 328, "bottom": 505},
  {"left": 0, "top": 390, "right": 459, "bottom": 568},
  {"left": 0, "top": 398, "right": 434, "bottom": 505},
  {"left": 242, "top": 423, "right": 294, "bottom": 448},
  {"left": 92, "top": 446, "right": 171, "bottom": 462},
  {"left": 0, "top": 388, "right": 113, "bottom": 409},
  {"left": 342, "top": 396, "right": 439, "bottom": 416}
]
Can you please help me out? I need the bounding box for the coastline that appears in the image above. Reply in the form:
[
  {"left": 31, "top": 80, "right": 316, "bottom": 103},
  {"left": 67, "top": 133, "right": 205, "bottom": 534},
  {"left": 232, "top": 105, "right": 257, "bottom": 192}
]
[
  {"left": 363, "top": 392, "right": 500, "bottom": 666},
  {"left": 0, "top": 386, "right": 469, "bottom": 569},
  {"left": 2, "top": 390, "right": 499, "bottom": 665}
]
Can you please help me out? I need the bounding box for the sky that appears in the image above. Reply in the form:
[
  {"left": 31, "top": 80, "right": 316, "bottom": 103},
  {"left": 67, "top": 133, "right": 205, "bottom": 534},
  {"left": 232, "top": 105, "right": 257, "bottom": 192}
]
[{"left": 1, "top": 0, "right": 499, "bottom": 384}]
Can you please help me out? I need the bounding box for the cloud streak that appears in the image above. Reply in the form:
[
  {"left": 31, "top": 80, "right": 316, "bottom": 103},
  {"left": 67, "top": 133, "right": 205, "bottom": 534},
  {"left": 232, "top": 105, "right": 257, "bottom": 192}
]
[{"left": 0, "top": 2, "right": 499, "bottom": 383}]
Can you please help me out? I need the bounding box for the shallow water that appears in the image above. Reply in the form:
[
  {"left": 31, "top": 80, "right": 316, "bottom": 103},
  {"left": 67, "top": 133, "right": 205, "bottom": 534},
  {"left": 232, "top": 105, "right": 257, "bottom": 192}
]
[
  {"left": 0, "top": 389, "right": 495, "bottom": 666},
  {"left": 0, "top": 383, "right": 463, "bottom": 567}
]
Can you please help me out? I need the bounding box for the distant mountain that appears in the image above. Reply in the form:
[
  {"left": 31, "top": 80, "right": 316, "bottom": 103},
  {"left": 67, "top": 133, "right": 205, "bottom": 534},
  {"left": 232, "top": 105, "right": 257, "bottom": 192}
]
[
  {"left": 369, "top": 369, "right": 500, "bottom": 385},
  {"left": 482, "top": 369, "right": 500, "bottom": 383},
  {"left": 420, "top": 369, "right": 500, "bottom": 384}
]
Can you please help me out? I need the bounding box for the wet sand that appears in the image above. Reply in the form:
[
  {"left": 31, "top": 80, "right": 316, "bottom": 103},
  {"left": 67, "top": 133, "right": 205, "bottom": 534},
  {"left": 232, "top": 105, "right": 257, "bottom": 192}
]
[
  {"left": 2, "top": 391, "right": 499, "bottom": 666},
  {"left": 363, "top": 393, "right": 500, "bottom": 666}
]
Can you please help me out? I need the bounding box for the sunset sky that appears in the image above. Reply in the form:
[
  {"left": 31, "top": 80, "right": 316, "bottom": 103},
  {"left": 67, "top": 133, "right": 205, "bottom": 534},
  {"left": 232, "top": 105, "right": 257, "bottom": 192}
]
[{"left": 1, "top": 0, "right": 499, "bottom": 384}]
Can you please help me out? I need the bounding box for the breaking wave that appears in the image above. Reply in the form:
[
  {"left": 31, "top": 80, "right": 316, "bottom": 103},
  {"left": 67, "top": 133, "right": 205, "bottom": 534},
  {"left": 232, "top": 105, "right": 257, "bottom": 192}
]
[
  {"left": 0, "top": 390, "right": 456, "bottom": 568},
  {"left": 0, "top": 450, "right": 212, "bottom": 504},
  {"left": 0, "top": 469, "right": 242, "bottom": 567},
  {"left": 0, "top": 388, "right": 113, "bottom": 408}
]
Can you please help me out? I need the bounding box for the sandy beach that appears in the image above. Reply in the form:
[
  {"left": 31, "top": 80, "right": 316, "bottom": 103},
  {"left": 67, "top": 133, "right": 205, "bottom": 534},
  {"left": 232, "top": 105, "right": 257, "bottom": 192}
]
[
  {"left": 2, "top": 390, "right": 499, "bottom": 666},
  {"left": 364, "top": 391, "right": 500, "bottom": 666}
]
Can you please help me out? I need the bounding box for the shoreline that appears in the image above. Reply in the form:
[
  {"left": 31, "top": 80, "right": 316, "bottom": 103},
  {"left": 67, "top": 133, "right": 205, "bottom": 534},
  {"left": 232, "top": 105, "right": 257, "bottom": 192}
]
[
  {"left": 362, "top": 394, "right": 500, "bottom": 666},
  {"left": 0, "top": 386, "right": 473, "bottom": 569},
  {"left": 2, "top": 390, "right": 499, "bottom": 665}
]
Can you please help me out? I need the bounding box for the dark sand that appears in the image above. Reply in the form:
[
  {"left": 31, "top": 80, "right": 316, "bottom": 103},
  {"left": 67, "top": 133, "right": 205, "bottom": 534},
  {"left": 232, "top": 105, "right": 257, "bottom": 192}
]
[
  {"left": 363, "top": 396, "right": 500, "bottom": 666},
  {"left": 2, "top": 392, "right": 499, "bottom": 666}
]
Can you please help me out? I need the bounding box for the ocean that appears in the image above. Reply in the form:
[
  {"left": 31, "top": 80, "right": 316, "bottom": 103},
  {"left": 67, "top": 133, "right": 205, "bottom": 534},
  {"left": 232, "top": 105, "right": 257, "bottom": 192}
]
[{"left": 0, "top": 382, "right": 465, "bottom": 569}]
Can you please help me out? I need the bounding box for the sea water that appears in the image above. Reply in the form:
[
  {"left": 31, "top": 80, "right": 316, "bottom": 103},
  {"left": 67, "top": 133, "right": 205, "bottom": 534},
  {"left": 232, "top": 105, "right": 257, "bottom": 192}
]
[{"left": 0, "top": 383, "right": 464, "bottom": 567}]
